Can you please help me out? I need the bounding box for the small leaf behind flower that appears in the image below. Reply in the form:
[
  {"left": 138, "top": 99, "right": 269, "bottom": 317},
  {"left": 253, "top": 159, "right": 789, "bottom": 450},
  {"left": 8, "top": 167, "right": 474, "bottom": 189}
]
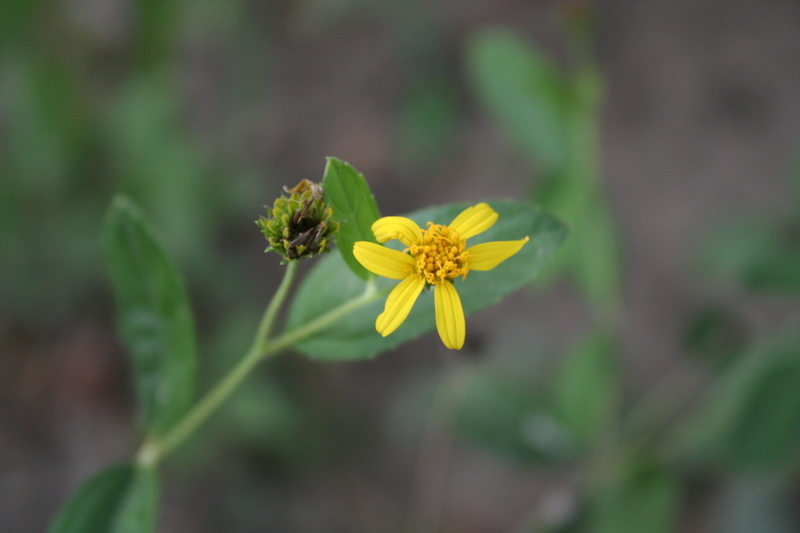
[
  {"left": 287, "top": 201, "right": 567, "bottom": 360},
  {"left": 321, "top": 157, "right": 381, "bottom": 280},
  {"left": 48, "top": 464, "right": 158, "bottom": 533},
  {"left": 466, "top": 28, "right": 573, "bottom": 173},
  {"left": 104, "top": 196, "right": 196, "bottom": 436}
]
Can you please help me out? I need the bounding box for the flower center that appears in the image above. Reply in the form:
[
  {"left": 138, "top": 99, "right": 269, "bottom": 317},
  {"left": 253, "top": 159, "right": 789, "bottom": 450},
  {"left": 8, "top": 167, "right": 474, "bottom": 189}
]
[{"left": 408, "top": 223, "right": 470, "bottom": 285}]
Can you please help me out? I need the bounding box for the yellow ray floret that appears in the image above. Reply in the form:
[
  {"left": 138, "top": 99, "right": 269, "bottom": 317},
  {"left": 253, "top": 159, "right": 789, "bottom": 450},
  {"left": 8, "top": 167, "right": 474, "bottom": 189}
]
[
  {"left": 448, "top": 202, "right": 499, "bottom": 240},
  {"left": 467, "top": 237, "right": 530, "bottom": 271},
  {"left": 434, "top": 279, "right": 466, "bottom": 349},
  {"left": 353, "top": 241, "right": 415, "bottom": 279},
  {"left": 371, "top": 216, "right": 422, "bottom": 247},
  {"left": 376, "top": 275, "right": 426, "bottom": 336},
  {"left": 353, "top": 203, "right": 528, "bottom": 349}
]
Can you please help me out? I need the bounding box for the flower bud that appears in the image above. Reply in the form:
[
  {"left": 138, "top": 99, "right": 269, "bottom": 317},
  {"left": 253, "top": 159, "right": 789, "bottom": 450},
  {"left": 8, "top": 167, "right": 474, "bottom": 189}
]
[{"left": 257, "top": 180, "right": 339, "bottom": 263}]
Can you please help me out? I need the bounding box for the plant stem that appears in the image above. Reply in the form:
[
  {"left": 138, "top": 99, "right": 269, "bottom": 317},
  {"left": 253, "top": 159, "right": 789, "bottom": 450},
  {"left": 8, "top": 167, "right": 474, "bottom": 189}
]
[
  {"left": 263, "top": 278, "right": 380, "bottom": 355},
  {"left": 137, "top": 343, "right": 266, "bottom": 467},
  {"left": 255, "top": 261, "right": 299, "bottom": 349},
  {"left": 137, "top": 271, "right": 381, "bottom": 467}
]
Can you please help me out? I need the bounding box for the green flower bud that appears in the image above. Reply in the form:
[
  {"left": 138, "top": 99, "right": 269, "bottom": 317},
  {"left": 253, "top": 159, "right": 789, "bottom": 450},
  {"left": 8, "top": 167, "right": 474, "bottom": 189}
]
[{"left": 256, "top": 180, "right": 340, "bottom": 263}]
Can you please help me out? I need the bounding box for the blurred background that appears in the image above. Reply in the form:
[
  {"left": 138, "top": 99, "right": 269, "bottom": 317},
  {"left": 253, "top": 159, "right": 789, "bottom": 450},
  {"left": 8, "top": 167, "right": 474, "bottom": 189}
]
[{"left": 2, "top": 0, "right": 800, "bottom": 532}]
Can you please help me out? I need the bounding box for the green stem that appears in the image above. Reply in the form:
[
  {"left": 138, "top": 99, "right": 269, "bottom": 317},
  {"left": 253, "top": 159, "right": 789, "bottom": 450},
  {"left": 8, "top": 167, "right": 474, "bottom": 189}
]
[
  {"left": 255, "top": 261, "right": 299, "bottom": 350},
  {"left": 263, "top": 277, "right": 380, "bottom": 355},
  {"left": 137, "top": 272, "right": 381, "bottom": 467},
  {"left": 138, "top": 342, "right": 265, "bottom": 467}
]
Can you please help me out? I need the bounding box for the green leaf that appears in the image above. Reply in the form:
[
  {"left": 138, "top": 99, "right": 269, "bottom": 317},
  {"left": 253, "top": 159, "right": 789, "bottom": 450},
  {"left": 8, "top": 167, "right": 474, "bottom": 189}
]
[
  {"left": 286, "top": 201, "right": 567, "bottom": 360},
  {"left": 321, "top": 157, "right": 381, "bottom": 280},
  {"left": 466, "top": 28, "right": 573, "bottom": 172},
  {"left": 104, "top": 196, "right": 197, "bottom": 436},
  {"left": 668, "top": 329, "right": 800, "bottom": 468},
  {"left": 590, "top": 469, "right": 680, "bottom": 533},
  {"left": 552, "top": 332, "right": 620, "bottom": 447},
  {"left": 49, "top": 464, "right": 158, "bottom": 533}
]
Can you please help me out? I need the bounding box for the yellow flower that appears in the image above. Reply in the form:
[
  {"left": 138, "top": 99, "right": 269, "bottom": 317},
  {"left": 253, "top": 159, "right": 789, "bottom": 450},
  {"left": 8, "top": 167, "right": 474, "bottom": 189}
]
[{"left": 353, "top": 203, "right": 530, "bottom": 349}]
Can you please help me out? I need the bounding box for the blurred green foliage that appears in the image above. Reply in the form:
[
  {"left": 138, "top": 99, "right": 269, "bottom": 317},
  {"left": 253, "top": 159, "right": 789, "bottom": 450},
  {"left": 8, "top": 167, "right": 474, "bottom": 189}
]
[
  {"left": 467, "top": 26, "right": 621, "bottom": 324},
  {"left": 589, "top": 467, "right": 680, "bottom": 533},
  {"left": 670, "top": 328, "right": 800, "bottom": 469},
  {"left": 4, "top": 0, "right": 800, "bottom": 531},
  {"left": 462, "top": 18, "right": 800, "bottom": 533},
  {"left": 0, "top": 0, "right": 260, "bottom": 331},
  {"left": 552, "top": 332, "right": 619, "bottom": 448},
  {"left": 49, "top": 464, "right": 158, "bottom": 533}
]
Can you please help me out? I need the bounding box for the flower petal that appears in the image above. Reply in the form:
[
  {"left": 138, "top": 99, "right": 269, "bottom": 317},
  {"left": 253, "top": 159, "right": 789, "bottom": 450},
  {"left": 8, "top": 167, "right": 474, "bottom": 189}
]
[
  {"left": 353, "top": 242, "right": 415, "bottom": 279},
  {"left": 467, "top": 237, "right": 530, "bottom": 271},
  {"left": 372, "top": 216, "right": 422, "bottom": 247},
  {"left": 434, "top": 281, "right": 465, "bottom": 349},
  {"left": 375, "top": 275, "right": 426, "bottom": 336},
  {"left": 449, "top": 203, "right": 499, "bottom": 240}
]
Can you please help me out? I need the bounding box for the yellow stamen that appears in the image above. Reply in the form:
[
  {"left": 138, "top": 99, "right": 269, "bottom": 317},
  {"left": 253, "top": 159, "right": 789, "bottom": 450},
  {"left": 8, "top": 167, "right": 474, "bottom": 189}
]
[{"left": 408, "top": 222, "right": 470, "bottom": 285}]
